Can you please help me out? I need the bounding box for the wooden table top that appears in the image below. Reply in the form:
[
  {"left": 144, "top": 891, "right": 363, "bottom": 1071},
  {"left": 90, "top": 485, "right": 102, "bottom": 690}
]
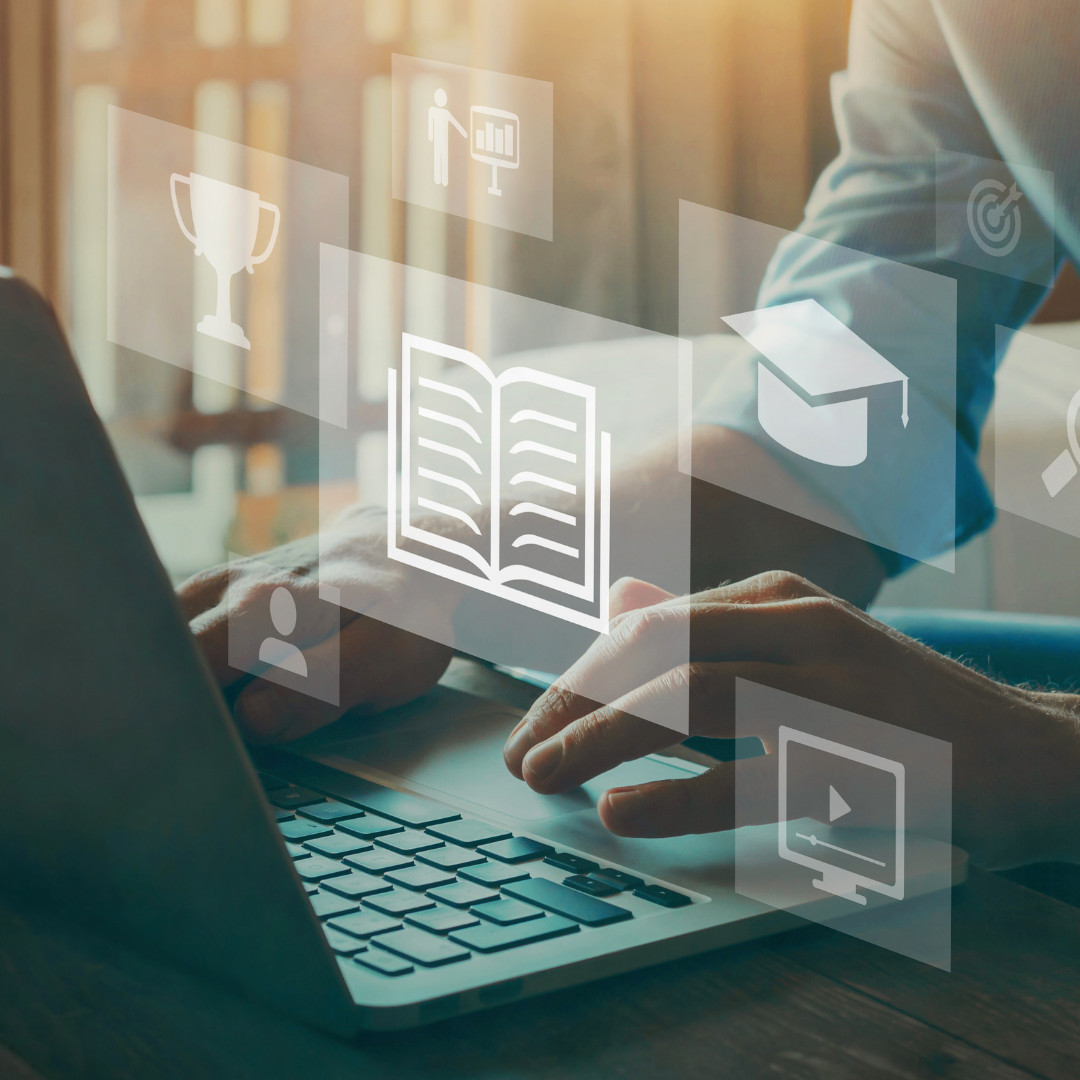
[
  {"left": 2, "top": 869, "right": 1078, "bottom": 1079},
  {"left": 3, "top": 664, "right": 1079, "bottom": 1079}
]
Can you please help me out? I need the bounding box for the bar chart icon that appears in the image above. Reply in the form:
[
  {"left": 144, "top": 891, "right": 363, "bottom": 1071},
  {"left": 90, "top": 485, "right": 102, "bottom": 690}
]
[{"left": 470, "top": 105, "right": 519, "bottom": 195}]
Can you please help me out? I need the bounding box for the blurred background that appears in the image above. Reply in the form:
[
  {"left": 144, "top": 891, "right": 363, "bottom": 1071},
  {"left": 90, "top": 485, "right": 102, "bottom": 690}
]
[{"left": 2, "top": 0, "right": 1080, "bottom": 612}]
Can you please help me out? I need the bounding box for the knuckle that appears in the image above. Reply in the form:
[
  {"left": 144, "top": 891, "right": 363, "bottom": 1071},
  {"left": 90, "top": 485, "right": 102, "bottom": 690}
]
[
  {"left": 759, "top": 569, "right": 817, "bottom": 600},
  {"left": 609, "top": 605, "right": 688, "bottom": 653},
  {"left": 178, "top": 566, "right": 223, "bottom": 595},
  {"left": 608, "top": 608, "right": 656, "bottom": 650},
  {"left": 541, "top": 684, "right": 579, "bottom": 722},
  {"left": 684, "top": 661, "right": 713, "bottom": 703},
  {"left": 800, "top": 594, "right": 854, "bottom": 627},
  {"left": 564, "top": 705, "right": 614, "bottom": 752}
]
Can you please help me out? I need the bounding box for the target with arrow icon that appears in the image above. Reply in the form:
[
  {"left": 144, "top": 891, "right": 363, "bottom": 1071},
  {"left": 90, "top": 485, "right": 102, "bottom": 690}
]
[{"left": 967, "top": 178, "right": 1024, "bottom": 257}]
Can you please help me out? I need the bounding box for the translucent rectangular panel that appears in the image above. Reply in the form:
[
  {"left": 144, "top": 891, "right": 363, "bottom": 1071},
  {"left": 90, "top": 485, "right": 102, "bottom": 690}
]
[
  {"left": 391, "top": 54, "right": 552, "bottom": 240},
  {"left": 107, "top": 106, "right": 348, "bottom": 421},
  {"left": 734, "top": 679, "right": 953, "bottom": 971},
  {"left": 679, "top": 200, "right": 958, "bottom": 570},
  {"left": 318, "top": 247, "right": 692, "bottom": 732}
]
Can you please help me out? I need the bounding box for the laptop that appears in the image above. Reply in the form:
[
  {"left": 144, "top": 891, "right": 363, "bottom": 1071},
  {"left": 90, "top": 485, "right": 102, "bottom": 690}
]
[{"left": 0, "top": 276, "right": 954, "bottom": 1035}]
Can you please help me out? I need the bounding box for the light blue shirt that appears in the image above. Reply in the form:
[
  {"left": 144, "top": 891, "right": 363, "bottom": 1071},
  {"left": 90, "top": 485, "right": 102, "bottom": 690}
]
[{"left": 703, "top": 0, "right": 1075, "bottom": 573}]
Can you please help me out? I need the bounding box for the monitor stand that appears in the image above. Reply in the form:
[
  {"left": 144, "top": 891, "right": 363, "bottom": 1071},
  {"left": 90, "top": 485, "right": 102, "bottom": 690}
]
[{"left": 812, "top": 866, "right": 867, "bottom": 905}]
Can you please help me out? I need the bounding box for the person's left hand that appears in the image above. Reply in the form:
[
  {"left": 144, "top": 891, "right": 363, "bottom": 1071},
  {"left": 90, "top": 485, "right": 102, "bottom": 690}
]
[{"left": 503, "top": 573, "right": 1080, "bottom": 869}]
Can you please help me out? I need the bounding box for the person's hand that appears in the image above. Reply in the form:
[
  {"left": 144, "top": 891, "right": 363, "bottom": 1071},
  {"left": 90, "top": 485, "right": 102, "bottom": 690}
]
[
  {"left": 503, "top": 572, "right": 1080, "bottom": 869},
  {"left": 178, "top": 511, "right": 456, "bottom": 744}
]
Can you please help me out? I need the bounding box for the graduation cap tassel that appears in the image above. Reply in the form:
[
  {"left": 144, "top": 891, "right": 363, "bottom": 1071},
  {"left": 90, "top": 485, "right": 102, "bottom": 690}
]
[{"left": 901, "top": 376, "right": 909, "bottom": 428}]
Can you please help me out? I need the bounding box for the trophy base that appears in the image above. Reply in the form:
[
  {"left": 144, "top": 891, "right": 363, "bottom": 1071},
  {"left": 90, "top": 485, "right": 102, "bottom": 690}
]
[{"left": 197, "top": 315, "right": 251, "bottom": 350}]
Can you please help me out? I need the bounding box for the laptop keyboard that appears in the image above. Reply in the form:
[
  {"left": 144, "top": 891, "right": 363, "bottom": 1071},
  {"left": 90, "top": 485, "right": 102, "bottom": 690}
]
[{"left": 262, "top": 774, "right": 696, "bottom": 979}]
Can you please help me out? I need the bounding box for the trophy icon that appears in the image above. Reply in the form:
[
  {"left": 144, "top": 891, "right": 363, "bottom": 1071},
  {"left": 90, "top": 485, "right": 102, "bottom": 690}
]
[{"left": 170, "top": 172, "right": 280, "bottom": 350}]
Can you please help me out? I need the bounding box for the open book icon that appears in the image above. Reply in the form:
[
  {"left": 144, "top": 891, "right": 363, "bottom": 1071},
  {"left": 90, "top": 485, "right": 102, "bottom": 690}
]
[{"left": 388, "top": 333, "right": 611, "bottom": 633}]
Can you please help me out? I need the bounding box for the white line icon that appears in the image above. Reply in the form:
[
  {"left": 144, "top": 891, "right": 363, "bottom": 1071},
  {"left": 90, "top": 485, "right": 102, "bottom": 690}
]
[
  {"left": 967, "top": 178, "right": 1023, "bottom": 257},
  {"left": 794, "top": 832, "right": 886, "bottom": 868},
  {"left": 778, "top": 726, "right": 905, "bottom": 906},
  {"left": 470, "top": 105, "right": 519, "bottom": 195},
  {"left": 428, "top": 88, "right": 467, "bottom": 187},
  {"left": 1042, "top": 387, "right": 1080, "bottom": 497},
  {"left": 723, "top": 300, "right": 908, "bottom": 468},
  {"left": 170, "top": 171, "right": 280, "bottom": 350},
  {"left": 388, "top": 333, "right": 610, "bottom": 633},
  {"left": 259, "top": 586, "right": 308, "bottom": 677}
]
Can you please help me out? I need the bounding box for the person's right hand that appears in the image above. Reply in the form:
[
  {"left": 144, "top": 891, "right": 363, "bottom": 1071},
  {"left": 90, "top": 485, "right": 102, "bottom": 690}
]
[{"left": 178, "top": 511, "right": 456, "bottom": 744}]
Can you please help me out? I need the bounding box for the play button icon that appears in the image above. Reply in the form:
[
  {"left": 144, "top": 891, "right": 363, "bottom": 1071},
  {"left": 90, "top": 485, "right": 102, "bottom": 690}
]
[{"left": 829, "top": 785, "right": 852, "bottom": 822}]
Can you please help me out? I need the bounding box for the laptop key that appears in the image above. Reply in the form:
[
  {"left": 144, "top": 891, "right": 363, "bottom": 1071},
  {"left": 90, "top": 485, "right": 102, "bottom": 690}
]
[
  {"left": 337, "top": 816, "right": 404, "bottom": 841},
  {"left": 302, "top": 882, "right": 319, "bottom": 895},
  {"left": 384, "top": 864, "right": 457, "bottom": 892},
  {"left": 634, "top": 884, "right": 693, "bottom": 908},
  {"left": 353, "top": 790, "right": 460, "bottom": 829},
  {"left": 405, "top": 907, "right": 481, "bottom": 935},
  {"left": 477, "top": 837, "right": 554, "bottom": 864},
  {"left": 303, "top": 834, "right": 373, "bottom": 859},
  {"left": 329, "top": 910, "right": 401, "bottom": 939},
  {"left": 473, "top": 898, "right": 544, "bottom": 926},
  {"left": 323, "top": 925, "right": 367, "bottom": 956},
  {"left": 279, "top": 819, "right": 333, "bottom": 843},
  {"left": 268, "top": 787, "right": 326, "bottom": 810},
  {"left": 285, "top": 841, "right": 310, "bottom": 860},
  {"left": 590, "top": 869, "right": 645, "bottom": 892},
  {"left": 426, "top": 880, "right": 500, "bottom": 909},
  {"left": 425, "top": 819, "right": 512, "bottom": 848},
  {"left": 544, "top": 852, "right": 600, "bottom": 875},
  {"left": 298, "top": 801, "right": 365, "bottom": 825},
  {"left": 273, "top": 808, "right": 296, "bottom": 823},
  {"left": 503, "top": 878, "right": 633, "bottom": 927},
  {"left": 364, "top": 888, "right": 437, "bottom": 917},
  {"left": 309, "top": 891, "right": 360, "bottom": 920},
  {"left": 458, "top": 863, "right": 530, "bottom": 888},
  {"left": 373, "top": 928, "right": 470, "bottom": 968},
  {"left": 345, "top": 848, "right": 413, "bottom": 875},
  {"left": 295, "top": 856, "right": 352, "bottom": 882},
  {"left": 449, "top": 914, "right": 579, "bottom": 954},
  {"left": 320, "top": 870, "right": 393, "bottom": 900},
  {"left": 416, "top": 845, "right": 487, "bottom": 871},
  {"left": 375, "top": 830, "right": 445, "bottom": 856},
  {"left": 355, "top": 951, "right": 414, "bottom": 976},
  {"left": 562, "top": 874, "right": 620, "bottom": 898}
]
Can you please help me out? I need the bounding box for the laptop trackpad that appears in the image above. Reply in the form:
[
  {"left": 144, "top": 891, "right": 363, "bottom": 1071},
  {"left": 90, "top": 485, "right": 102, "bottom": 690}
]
[{"left": 293, "top": 687, "right": 697, "bottom": 823}]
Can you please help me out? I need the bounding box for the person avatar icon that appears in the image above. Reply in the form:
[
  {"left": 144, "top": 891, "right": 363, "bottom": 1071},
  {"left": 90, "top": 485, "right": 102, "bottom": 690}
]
[
  {"left": 429, "top": 87, "right": 467, "bottom": 187},
  {"left": 258, "top": 586, "right": 308, "bottom": 677}
]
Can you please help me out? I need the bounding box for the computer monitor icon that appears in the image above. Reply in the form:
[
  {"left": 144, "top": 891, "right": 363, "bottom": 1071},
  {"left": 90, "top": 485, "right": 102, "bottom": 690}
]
[
  {"left": 470, "top": 105, "right": 519, "bottom": 195},
  {"left": 778, "top": 726, "right": 905, "bottom": 906}
]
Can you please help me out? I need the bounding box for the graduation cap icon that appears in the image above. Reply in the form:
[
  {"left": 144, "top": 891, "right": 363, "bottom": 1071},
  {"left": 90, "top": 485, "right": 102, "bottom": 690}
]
[{"left": 722, "top": 299, "right": 909, "bottom": 467}]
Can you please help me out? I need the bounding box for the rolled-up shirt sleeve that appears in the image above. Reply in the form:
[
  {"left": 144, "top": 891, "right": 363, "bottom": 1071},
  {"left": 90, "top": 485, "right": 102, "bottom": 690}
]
[{"left": 696, "top": 0, "right": 1057, "bottom": 573}]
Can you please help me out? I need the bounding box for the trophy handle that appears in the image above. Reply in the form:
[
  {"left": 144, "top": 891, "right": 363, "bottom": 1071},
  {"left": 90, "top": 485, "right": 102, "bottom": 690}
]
[
  {"left": 169, "top": 173, "right": 200, "bottom": 251},
  {"left": 247, "top": 200, "right": 281, "bottom": 272}
]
